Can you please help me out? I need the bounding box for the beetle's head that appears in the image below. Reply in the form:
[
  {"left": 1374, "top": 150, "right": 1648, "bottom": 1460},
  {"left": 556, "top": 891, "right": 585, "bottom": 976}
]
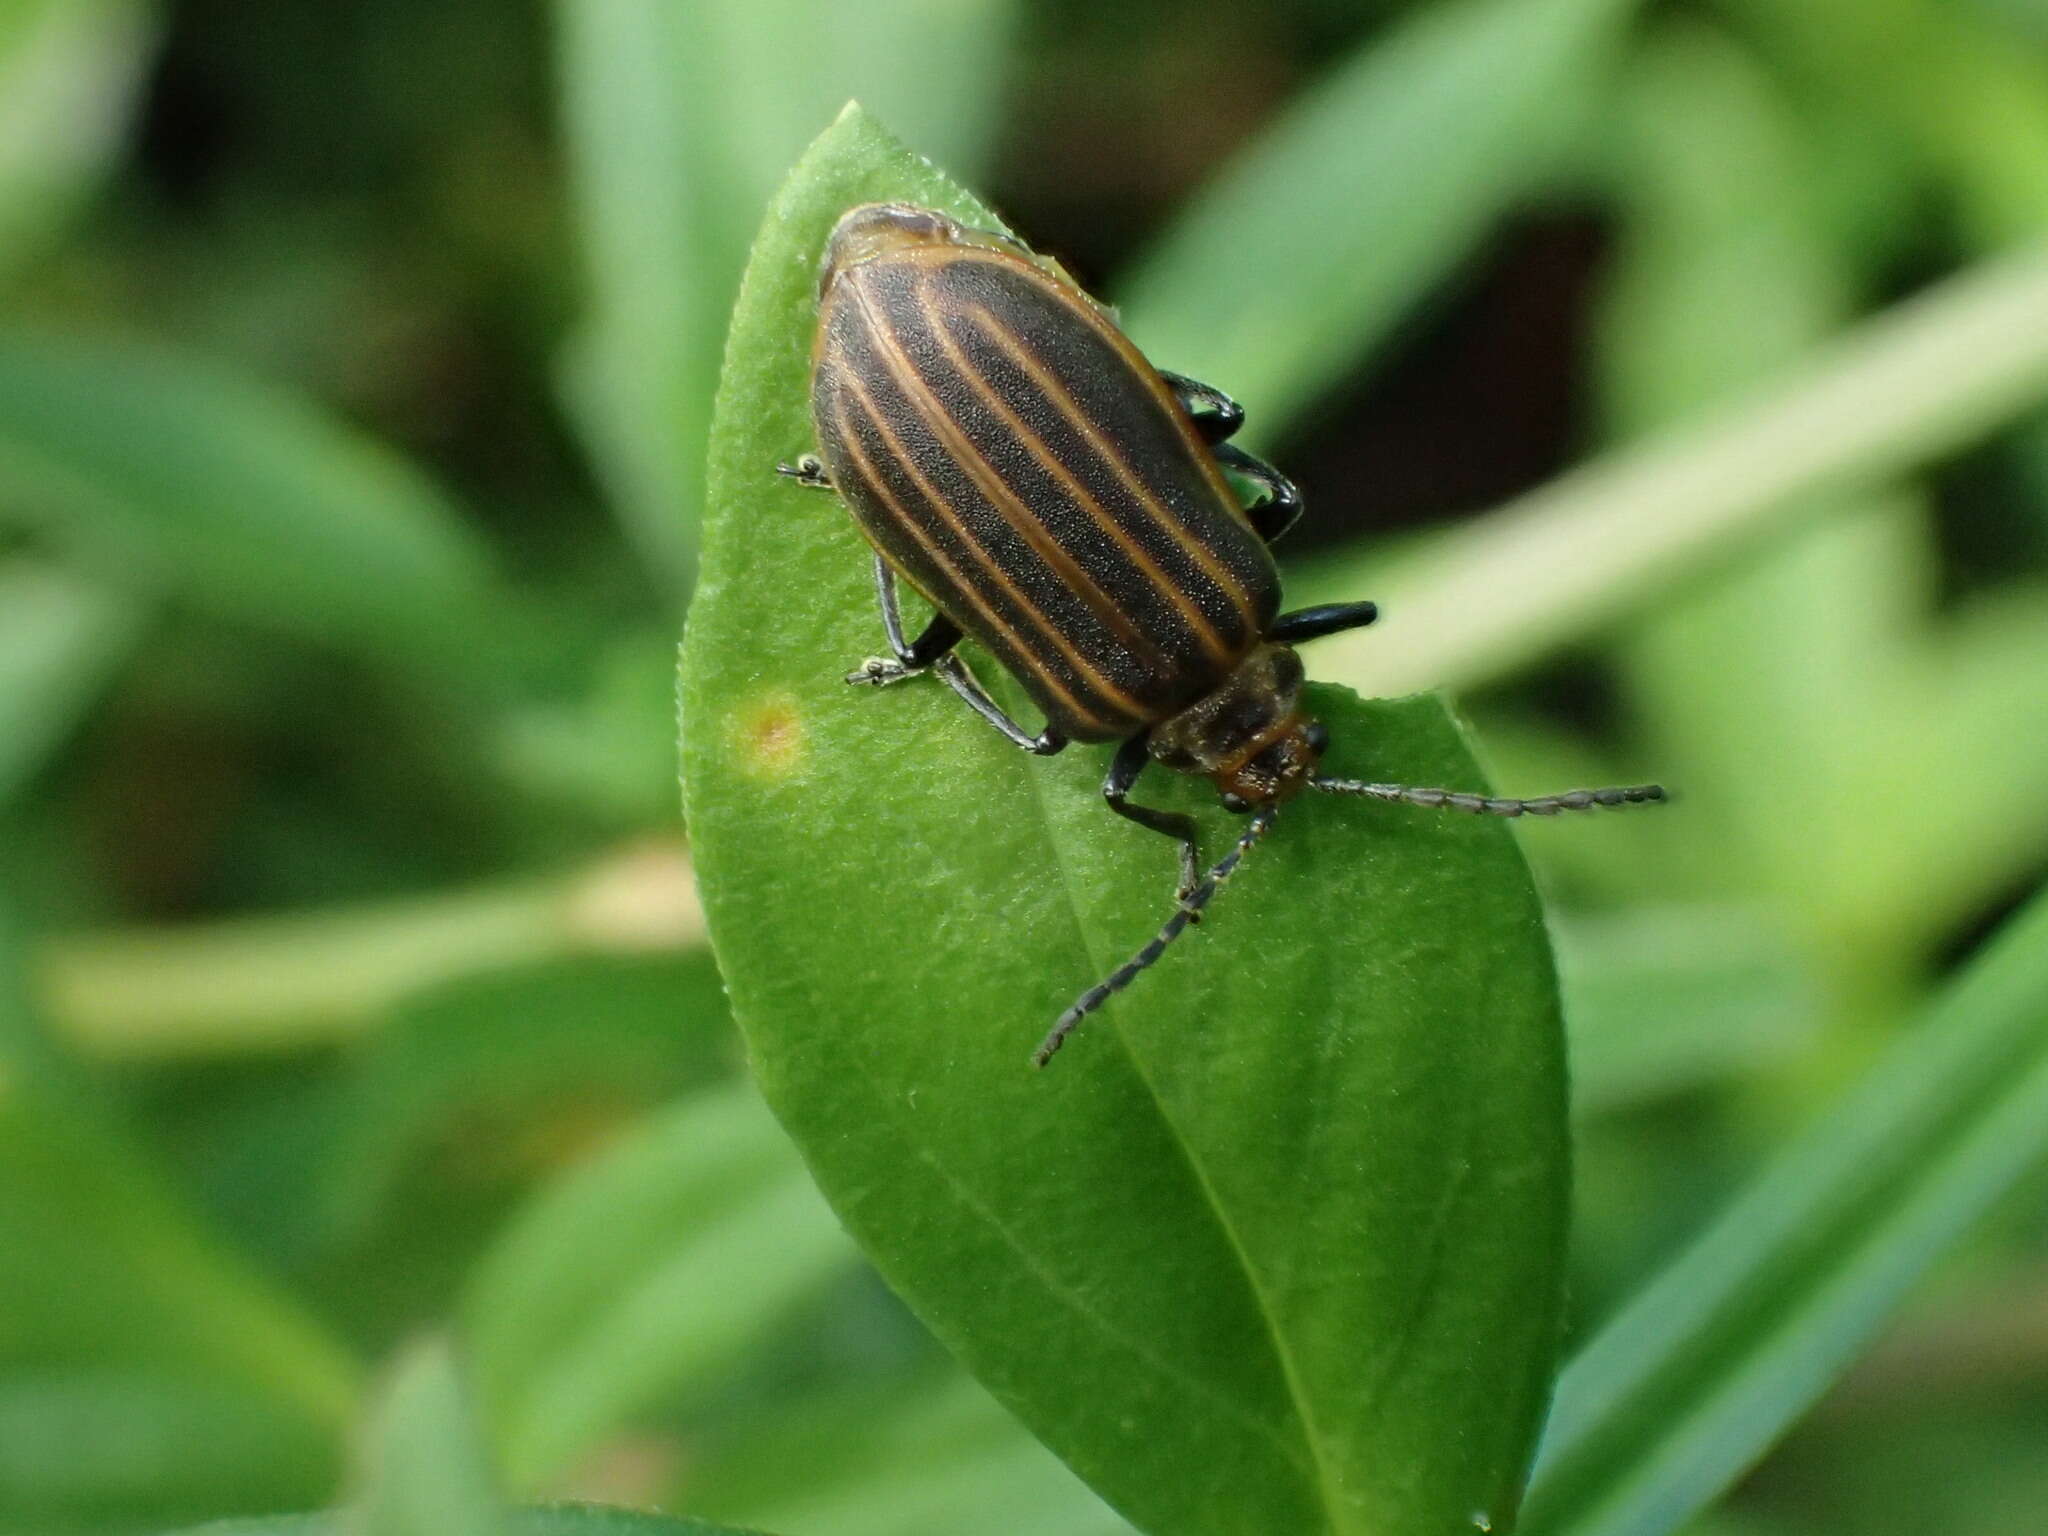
[{"left": 1148, "top": 644, "right": 1329, "bottom": 811}]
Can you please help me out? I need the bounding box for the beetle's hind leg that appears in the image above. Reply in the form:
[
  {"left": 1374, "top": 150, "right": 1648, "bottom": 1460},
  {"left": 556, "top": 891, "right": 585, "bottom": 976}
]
[
  {"left": 775, "top": 453, "right": 834, "bottom": 489},
  {"left": 847, "top": 554, "right": 1065, "bottom": 756},
  {"left": 1104, "top": 733, "right": 1202, "bottom": 904}
]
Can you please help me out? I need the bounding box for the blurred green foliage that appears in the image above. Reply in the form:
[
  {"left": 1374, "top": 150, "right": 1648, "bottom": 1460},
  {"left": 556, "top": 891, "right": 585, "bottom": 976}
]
[{"left": 0, "top": 1, "right": 2046, "bottom": 1534}]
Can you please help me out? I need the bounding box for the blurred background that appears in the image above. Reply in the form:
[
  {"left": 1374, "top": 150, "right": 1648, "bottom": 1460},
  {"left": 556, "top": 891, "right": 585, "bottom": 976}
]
[{"left": 3, "top": 0, "right": 2048, "bottom": 1533}]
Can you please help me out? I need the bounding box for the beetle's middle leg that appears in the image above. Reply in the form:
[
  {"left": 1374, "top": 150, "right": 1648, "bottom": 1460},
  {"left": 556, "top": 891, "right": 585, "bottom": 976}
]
[
  {"left": 848, "top": 554, "right": 1065, "bottom": 756},
  {"left": 1104, "top": 732, "right": 1202, "bottom": 904},
  {"left": 845, "top": 554, "right": 960, "bottom": 685}
]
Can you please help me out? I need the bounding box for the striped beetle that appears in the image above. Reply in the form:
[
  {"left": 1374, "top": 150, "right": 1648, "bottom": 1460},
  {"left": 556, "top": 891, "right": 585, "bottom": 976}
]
[{"left": 780, "top": 203, "right": 1665, "bottom": 1065}]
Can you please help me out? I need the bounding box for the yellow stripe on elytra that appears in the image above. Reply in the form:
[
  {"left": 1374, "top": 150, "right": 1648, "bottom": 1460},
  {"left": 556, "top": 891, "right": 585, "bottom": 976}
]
[
  {"left": 845, "top": 285, "right": 1154, "bottom": 723},
  {"left": 909, "top": 290, "right": 1180, "bottom": 669},
  {"left": 830, "top": 367, "right": 1130, "bottom": 737},
  {"left": 952, "top": 295, "right": 1246, "bottom": 664},
  {"left": 1052, "top": 284, "right": 1254, "bottom": 521}
]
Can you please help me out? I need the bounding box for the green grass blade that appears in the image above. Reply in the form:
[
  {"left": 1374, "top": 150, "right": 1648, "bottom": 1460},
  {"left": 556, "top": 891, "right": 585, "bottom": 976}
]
[
  {"left": 680, "top": 105, "right": 1570, "bottom": 1536},
  {"left": 1113, "top": 0, "right": 1635, "bottom": 444},
  {"left": 0, "top": 559, "right": 140, "bottom": 807},
  {"left": 0, "top": 333, "right": 511, "bottom": 690},
  {"left": 0, "top": 0, "right": 156, "bottom": 285},
  {"left": 1520, "top": 883, "right": 2048, "bottom": 1536},
  {"left": 349, "top": 1339, "right": 507, "bottom": 1536},
  {"left": 554, "top": 0, "right": 1017, "bottom": 591}
]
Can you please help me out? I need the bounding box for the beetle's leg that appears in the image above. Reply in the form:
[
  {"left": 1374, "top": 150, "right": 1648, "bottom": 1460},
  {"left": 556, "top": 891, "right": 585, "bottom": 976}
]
[
  {"left": 845, "top": 554, "right": 959, "bottom": 685},
  {"left": 1158, "top": 370, "right": 1245, "bottom": 444},
  {"left": 848, "top": 555, "right": 1066, "bottom": 756},
  {"left": 1104, "top": 732, "right": 1201, "bottom": 903},
  {"left": 1213, "top": 442, "right": 1304, "bottom": 544},
  {"left": 775, "top": 453, "right": 834, "bottom": 489},
  {"left": 931, "top": 654, "right": 1067, "bottom": 756},
  {"left": 1271, "top": 601, "right": 1379, "bottom": 644}
]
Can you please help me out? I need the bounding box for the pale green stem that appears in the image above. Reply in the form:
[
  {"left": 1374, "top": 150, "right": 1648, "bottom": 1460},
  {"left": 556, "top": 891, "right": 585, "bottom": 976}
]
[
  {"left": 1318, "top": 239, "right": 2048, "bottom": 696},
  {"left": 41, "top": 841, "right": 701, "bottom": 1059}
]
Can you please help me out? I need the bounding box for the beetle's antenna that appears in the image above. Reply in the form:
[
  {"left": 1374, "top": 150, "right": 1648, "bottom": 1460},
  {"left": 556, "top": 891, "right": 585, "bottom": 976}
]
[
  {"left": 1034, "top": 805, "right": 1279, "bottom": 1068},
  {"left": 1308, "top": 778, "right": 1666, "bottom": 816}
]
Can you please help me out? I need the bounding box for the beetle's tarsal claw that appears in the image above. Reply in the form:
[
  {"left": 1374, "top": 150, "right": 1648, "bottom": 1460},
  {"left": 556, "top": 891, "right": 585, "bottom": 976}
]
[{"left": 844, "top": 656, "right": 915, "bottom": 686}]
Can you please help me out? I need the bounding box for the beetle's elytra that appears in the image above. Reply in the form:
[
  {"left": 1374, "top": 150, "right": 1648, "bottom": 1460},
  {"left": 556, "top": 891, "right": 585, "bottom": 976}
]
[{"left": 779, "top": 202, "right": 1666, "bottom": 1065}]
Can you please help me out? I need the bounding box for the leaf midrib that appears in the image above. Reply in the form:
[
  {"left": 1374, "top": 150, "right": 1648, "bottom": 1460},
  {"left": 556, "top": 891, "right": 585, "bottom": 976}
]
[{"left": 1010, "top": 734, "right": 1348, "bottom": 1535}]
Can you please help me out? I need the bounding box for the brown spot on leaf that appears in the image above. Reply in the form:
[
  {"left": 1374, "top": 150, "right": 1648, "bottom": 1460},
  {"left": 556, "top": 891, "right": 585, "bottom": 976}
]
[{"left": 733, "top": 692, "right": 805, "bottom": 780}]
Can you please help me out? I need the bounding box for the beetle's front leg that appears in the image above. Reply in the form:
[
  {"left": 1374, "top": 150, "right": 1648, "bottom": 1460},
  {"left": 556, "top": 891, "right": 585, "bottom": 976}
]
[{"left": 1104, "top": 732, "right": 1202, "bottom": 905}]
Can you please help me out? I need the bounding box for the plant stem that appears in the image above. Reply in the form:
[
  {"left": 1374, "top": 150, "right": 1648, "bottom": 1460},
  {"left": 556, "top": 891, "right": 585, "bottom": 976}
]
[
  {"left": 39, "top": 840, "right": 702, "bottom": 1059},
  {"left": 1318, "top": 239, "right": 2048, "bottom": 695}
]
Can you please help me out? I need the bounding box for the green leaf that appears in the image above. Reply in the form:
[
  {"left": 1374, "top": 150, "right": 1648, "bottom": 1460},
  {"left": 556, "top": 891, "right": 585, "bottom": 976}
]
[
  {"left": 463, "top": 1082, "right": 851, "bottom": 1490},
  {"left": 350, "top": 1338, "right": 506, "bottom": 1536},
  {"left": 0, "top": 0, "right": 156, "bottom": 285},
  {"left": 555, "top": 0, "right": 1017, "bottom": 588},
  {"left": 1113, "top": 0, "right": 1635, "bottom": 444},
  {"left": 0, "top": 559, "right": 140, "bottom": 807},
  {"left": 1519, "top": 882, "right": 2048, "bottom": 1536},
  {"left": 0, "top": 333, "right": 510, "bottom": 690},
  {"left": 175, "top": 1509, "right": 773, "bottom": 1536},
  {"left": 680, "top": 105, "right": 1570, "bottom": 1536}
]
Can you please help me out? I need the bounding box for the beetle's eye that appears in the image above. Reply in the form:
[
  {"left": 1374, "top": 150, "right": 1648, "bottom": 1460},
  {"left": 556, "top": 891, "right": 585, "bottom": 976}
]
[
  {"left": 1220, "top": 791, "right": 1252, "bottom": 814},
  {"left": 1304, "top": 720, "right": 1330, "bottom": 756}
]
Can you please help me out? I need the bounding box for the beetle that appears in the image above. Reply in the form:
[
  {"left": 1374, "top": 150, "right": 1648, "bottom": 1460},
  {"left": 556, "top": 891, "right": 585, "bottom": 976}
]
[{"left": 778, "top": 202, "right": 1665, "bottom": 1066}]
